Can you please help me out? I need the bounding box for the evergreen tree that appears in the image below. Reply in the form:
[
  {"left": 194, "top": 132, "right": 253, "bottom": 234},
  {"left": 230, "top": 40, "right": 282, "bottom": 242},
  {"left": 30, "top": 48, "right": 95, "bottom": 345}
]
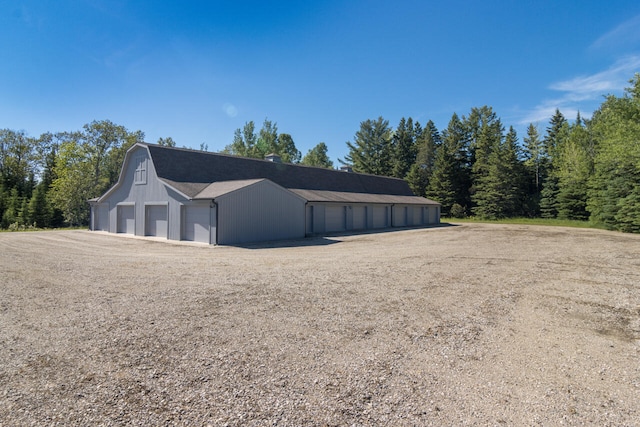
[
  {"left": 522, "top": 123, "right": 543, "bottom": 215},
  {"left": 28, "top": 183, "right": 51, "bottom": 228},
  {"left": 587, "top": 73, "right": 640, "bottom": 231},
  {"left": 406, "top": 120, "right": 439, "bottom": 197},
  {"left": 343, "top": 117, "right": 393, "bottom": 176},
  {"left": 466, "top": 106, "right": 504, "bottom": 215},
  {"left": 426, "top": 113, "right": 470, "bottom": 215},
  {"left": 555, "top": 118, "right": 592, "bottom": 220},
  {"left": 539, "top": 109, "right": 568, "bottom": 218},
  {"left": 392, "top": 117, "right": 417, "bottom": 179},
  {"left": 1, "top": 187, "right": 20, "bottom": 228},
  {"left": 472, "top": 126, "right": 523, "bottom": 218},
  {"left": 0, "top": 129, "right": 37, "bottom": 197}
]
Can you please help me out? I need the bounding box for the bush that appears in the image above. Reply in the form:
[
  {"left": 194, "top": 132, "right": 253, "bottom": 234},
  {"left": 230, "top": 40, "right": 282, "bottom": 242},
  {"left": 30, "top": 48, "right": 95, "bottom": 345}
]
[{"left": 450, "top": 203, "right": 466, "bottom": 218}]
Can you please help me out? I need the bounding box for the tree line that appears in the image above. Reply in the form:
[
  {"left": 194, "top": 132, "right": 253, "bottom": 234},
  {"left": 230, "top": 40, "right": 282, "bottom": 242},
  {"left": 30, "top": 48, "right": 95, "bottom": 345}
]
[
  {"left": 1, "top": 74, "right": 638, "bottom": 232},
  {"left": 341, "top": 74, "right": 640, "bottom": 233}
]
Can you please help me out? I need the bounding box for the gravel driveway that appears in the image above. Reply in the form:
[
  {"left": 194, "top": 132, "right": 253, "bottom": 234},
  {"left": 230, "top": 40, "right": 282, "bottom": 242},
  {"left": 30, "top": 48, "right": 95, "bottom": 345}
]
[{"left": 1, "top": 224, "right": 639, "bottom": 426}]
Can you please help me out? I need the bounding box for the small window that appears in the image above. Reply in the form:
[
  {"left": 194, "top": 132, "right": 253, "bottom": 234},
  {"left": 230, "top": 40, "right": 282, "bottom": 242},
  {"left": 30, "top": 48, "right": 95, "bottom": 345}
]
[{"left": 134, "top": 156, "right": 147, "bottom": 185}]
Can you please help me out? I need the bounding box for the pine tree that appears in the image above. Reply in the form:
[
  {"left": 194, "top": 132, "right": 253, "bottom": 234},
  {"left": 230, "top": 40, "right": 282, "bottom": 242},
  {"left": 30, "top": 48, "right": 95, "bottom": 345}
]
[
  {"left": 406, "top": 120, "right": 439, "bottom": 197},
  {"left": 28, "top": 183, "right": 51, "bottom": 228},
  {"left": 539, "top": 109, "right": 568, "bottom": 218},
  {"left": 587, "top": 73, "right": 640, "bottom": 231},
  {"left": 1, "top": 187, "right": 20, "bottom": 228},
  {"left": 344, "top": 117, "right": 393, "bottom": 176},
  {"left": 466, "top": 106, "right": 504, "bottom": 216},
  {"left": 555, "top": 118, "right": 592, "bottom": 220},
  {"left": 392, "top": 117, "right": 417, "bottom": 179},
  {"left": 426, "top": 113, "right": 470, "bottom": 215}
]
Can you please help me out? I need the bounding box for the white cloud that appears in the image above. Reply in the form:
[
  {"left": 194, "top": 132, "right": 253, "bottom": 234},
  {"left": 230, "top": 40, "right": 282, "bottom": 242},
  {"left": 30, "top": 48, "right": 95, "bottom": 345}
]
[
  {"left": 519, "top": 55, "right": 640, "bottom": 125},
  {"left": 591, "top": 14, "right": 640, "bottom": 51},
  {"left": 549, "top": 55, "right": 640, "bottom": 97}
]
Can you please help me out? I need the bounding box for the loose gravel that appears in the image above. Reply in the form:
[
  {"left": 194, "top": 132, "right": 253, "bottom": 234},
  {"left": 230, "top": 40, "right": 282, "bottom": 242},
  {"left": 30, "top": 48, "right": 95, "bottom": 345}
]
[{"left": 1, "top": 224, "right": 639, "bottom": 426}]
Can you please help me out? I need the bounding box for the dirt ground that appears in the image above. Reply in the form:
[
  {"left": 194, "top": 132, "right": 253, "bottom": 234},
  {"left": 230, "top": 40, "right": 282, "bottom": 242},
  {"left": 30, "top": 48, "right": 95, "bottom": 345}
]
[{"left": 1, "top": 224, "right": 639, "bottom": 426}]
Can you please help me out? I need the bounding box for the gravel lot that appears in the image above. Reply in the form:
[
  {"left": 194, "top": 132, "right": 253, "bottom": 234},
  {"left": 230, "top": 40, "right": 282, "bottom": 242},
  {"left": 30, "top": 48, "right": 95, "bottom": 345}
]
[{"left": 1, "top": 224, "right": 639, "bottom": 426}]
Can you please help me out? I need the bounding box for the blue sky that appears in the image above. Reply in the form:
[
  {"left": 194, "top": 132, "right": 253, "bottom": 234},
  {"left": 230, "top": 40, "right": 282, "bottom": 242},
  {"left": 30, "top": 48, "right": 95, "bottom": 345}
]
[{"left": 2, "top": 1, "right": 640, "bottom": 164}]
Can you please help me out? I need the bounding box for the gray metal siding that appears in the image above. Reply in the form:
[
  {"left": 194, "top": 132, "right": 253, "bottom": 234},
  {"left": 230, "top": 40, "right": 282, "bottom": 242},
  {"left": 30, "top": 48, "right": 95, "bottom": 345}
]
[
  {"left": 217, "top": 180, "right": 305, "bottom": 245},
  {"left": 101, "top": 146, "right": 187, "bottom": 240},
  {"left": 306, "top": 205, "right": 314, "bottom": 234},
  {"left": 95, "top": 144, "right": 441, "bottom": 243}
]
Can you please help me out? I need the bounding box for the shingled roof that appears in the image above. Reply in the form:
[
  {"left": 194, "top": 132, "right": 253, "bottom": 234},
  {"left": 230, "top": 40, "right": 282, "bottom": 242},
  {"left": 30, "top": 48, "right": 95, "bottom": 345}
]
[{"left": 146, "top": 144, "right": 419, "bottom": 198}]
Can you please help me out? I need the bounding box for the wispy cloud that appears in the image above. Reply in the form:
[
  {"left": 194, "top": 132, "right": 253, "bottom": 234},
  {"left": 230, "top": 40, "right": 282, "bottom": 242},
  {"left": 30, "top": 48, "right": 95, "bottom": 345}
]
[
  {"left": 549, "top": 55, "right": 640, "bottom": 97},
  {"left": 591, "top": 14, "right": 640, "bottom": 51},
  {"left": 519, "top": 55, "right": 640, "bottom": 125}
]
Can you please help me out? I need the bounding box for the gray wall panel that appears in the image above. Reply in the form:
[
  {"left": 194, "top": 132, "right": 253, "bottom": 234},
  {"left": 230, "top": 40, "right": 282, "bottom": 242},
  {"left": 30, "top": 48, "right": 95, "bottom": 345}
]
[{"left": 217, "top": 180, "right": 305, "bottom": 245}]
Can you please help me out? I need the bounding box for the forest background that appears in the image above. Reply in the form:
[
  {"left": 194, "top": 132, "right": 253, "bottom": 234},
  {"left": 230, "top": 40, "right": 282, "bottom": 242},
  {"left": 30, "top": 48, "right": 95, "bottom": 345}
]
[{"left": 1, "top": 74, "right": 639, "bottom": 233}]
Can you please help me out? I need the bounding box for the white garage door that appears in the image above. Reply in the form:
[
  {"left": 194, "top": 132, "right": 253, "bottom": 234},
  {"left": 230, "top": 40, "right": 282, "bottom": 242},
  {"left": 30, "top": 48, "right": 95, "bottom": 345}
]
[
  {"left": 145, "top": 205, "right": 167, "bottom": 238},
  {"left": 352, "top": 206, "right": 367, "bottom": 230},
  {"left": 428, "top": 206, "right": 438, "bottom": 224},
  {"left": 325, "top": 206, "right": 346, "bottom": 232},
  {"left": 372, "top": 206, "right": 388, "bottom": 229},
  {"left": 95, "top": 204, "right": 109, "bottom": 231},
  {"left": 117, "top": 205, "right": 135, "bottom": 234},
  {"left": 183, "top": 205, "right": 210, "bottom": 243}
]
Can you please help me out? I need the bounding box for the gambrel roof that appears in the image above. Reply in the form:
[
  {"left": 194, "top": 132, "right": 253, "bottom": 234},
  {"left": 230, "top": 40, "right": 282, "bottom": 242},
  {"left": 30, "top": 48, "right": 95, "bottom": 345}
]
[{"left": 102, "top": 143, "right": 440, "bottom": 205}]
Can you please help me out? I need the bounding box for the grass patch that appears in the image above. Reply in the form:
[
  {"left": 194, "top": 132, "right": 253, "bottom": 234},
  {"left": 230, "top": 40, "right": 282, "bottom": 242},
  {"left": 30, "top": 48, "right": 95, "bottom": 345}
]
[{"left": 442, "top": 217, "right": 608, "bottom": 230}]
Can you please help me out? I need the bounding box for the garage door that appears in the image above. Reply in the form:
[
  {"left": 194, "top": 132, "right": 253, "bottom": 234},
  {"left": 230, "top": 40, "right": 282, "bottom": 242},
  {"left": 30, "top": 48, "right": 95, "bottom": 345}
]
[
  {"left": 95, "top": 204, "right": 109, "bottom": 231},
  {"left": 325, "top": 206, "right": 346, "bottom": 232},
  {"left": 117, "top": 205, "right": 135, "bottom": 234},
  {"left": 352, "top": 206, "right": 367, "bottom": 230},
  {"left": 428, "top": 206, "right": 438, "bottom": 224},
  {"left": 183, "top": 205, "right": 210, "bottom": 243},
  {"left": 372, "top": 206, "right": 388, "bottom": 229},
  {"left": 145, "top": 205, "right": 167, "bottom": 238}
]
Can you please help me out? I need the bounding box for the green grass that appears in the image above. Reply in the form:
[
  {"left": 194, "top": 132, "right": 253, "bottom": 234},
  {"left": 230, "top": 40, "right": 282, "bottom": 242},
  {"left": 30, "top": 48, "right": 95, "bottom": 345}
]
[{"left": 442, "top": 217, "right": 609, "bottom": 230}]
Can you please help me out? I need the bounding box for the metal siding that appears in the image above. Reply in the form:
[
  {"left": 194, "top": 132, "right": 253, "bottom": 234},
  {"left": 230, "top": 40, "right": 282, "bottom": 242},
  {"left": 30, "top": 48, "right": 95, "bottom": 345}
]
[
  {"left": 99, "top": 146, "right": 188, "bottom": 241},
  {"left": 217, "top": 180, "right": 305, "bottom": 245},
  {"left": 145, "top": 205, "right": 168, "bottom": 237},
  {"left": 182, "top": 205, "right": 210, "bottom": 243},
  {"left": 314, "top": 205, "right": 326, "bottom": 233},
  {"left": 325, "top": 205, "right": 346, "bottom": 232},
  {"left": 306, "top": 205, "right": 314, "bottom": 234}
]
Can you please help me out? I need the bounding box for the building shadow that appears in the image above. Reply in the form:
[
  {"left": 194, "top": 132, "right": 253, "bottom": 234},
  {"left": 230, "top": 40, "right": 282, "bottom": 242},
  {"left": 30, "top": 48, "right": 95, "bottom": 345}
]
[{"left": 234, "top": 223, "right": 458, "bottom": 250}]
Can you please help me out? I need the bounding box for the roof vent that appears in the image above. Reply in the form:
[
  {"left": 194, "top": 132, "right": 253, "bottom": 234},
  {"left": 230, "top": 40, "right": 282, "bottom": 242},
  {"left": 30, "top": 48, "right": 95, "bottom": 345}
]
[
  {"left": 340, "top": 165, "right": 353, "bottom": 173},
  {"left": 265, "top": 153, "right": 282, "bottom": 163}
]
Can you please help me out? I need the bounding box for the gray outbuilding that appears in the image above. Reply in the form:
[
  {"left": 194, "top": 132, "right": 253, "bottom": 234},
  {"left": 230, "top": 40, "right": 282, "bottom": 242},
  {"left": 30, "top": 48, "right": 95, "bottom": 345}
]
[{"left": 90, "top": 143, "right": 440, "bottom": 245}]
